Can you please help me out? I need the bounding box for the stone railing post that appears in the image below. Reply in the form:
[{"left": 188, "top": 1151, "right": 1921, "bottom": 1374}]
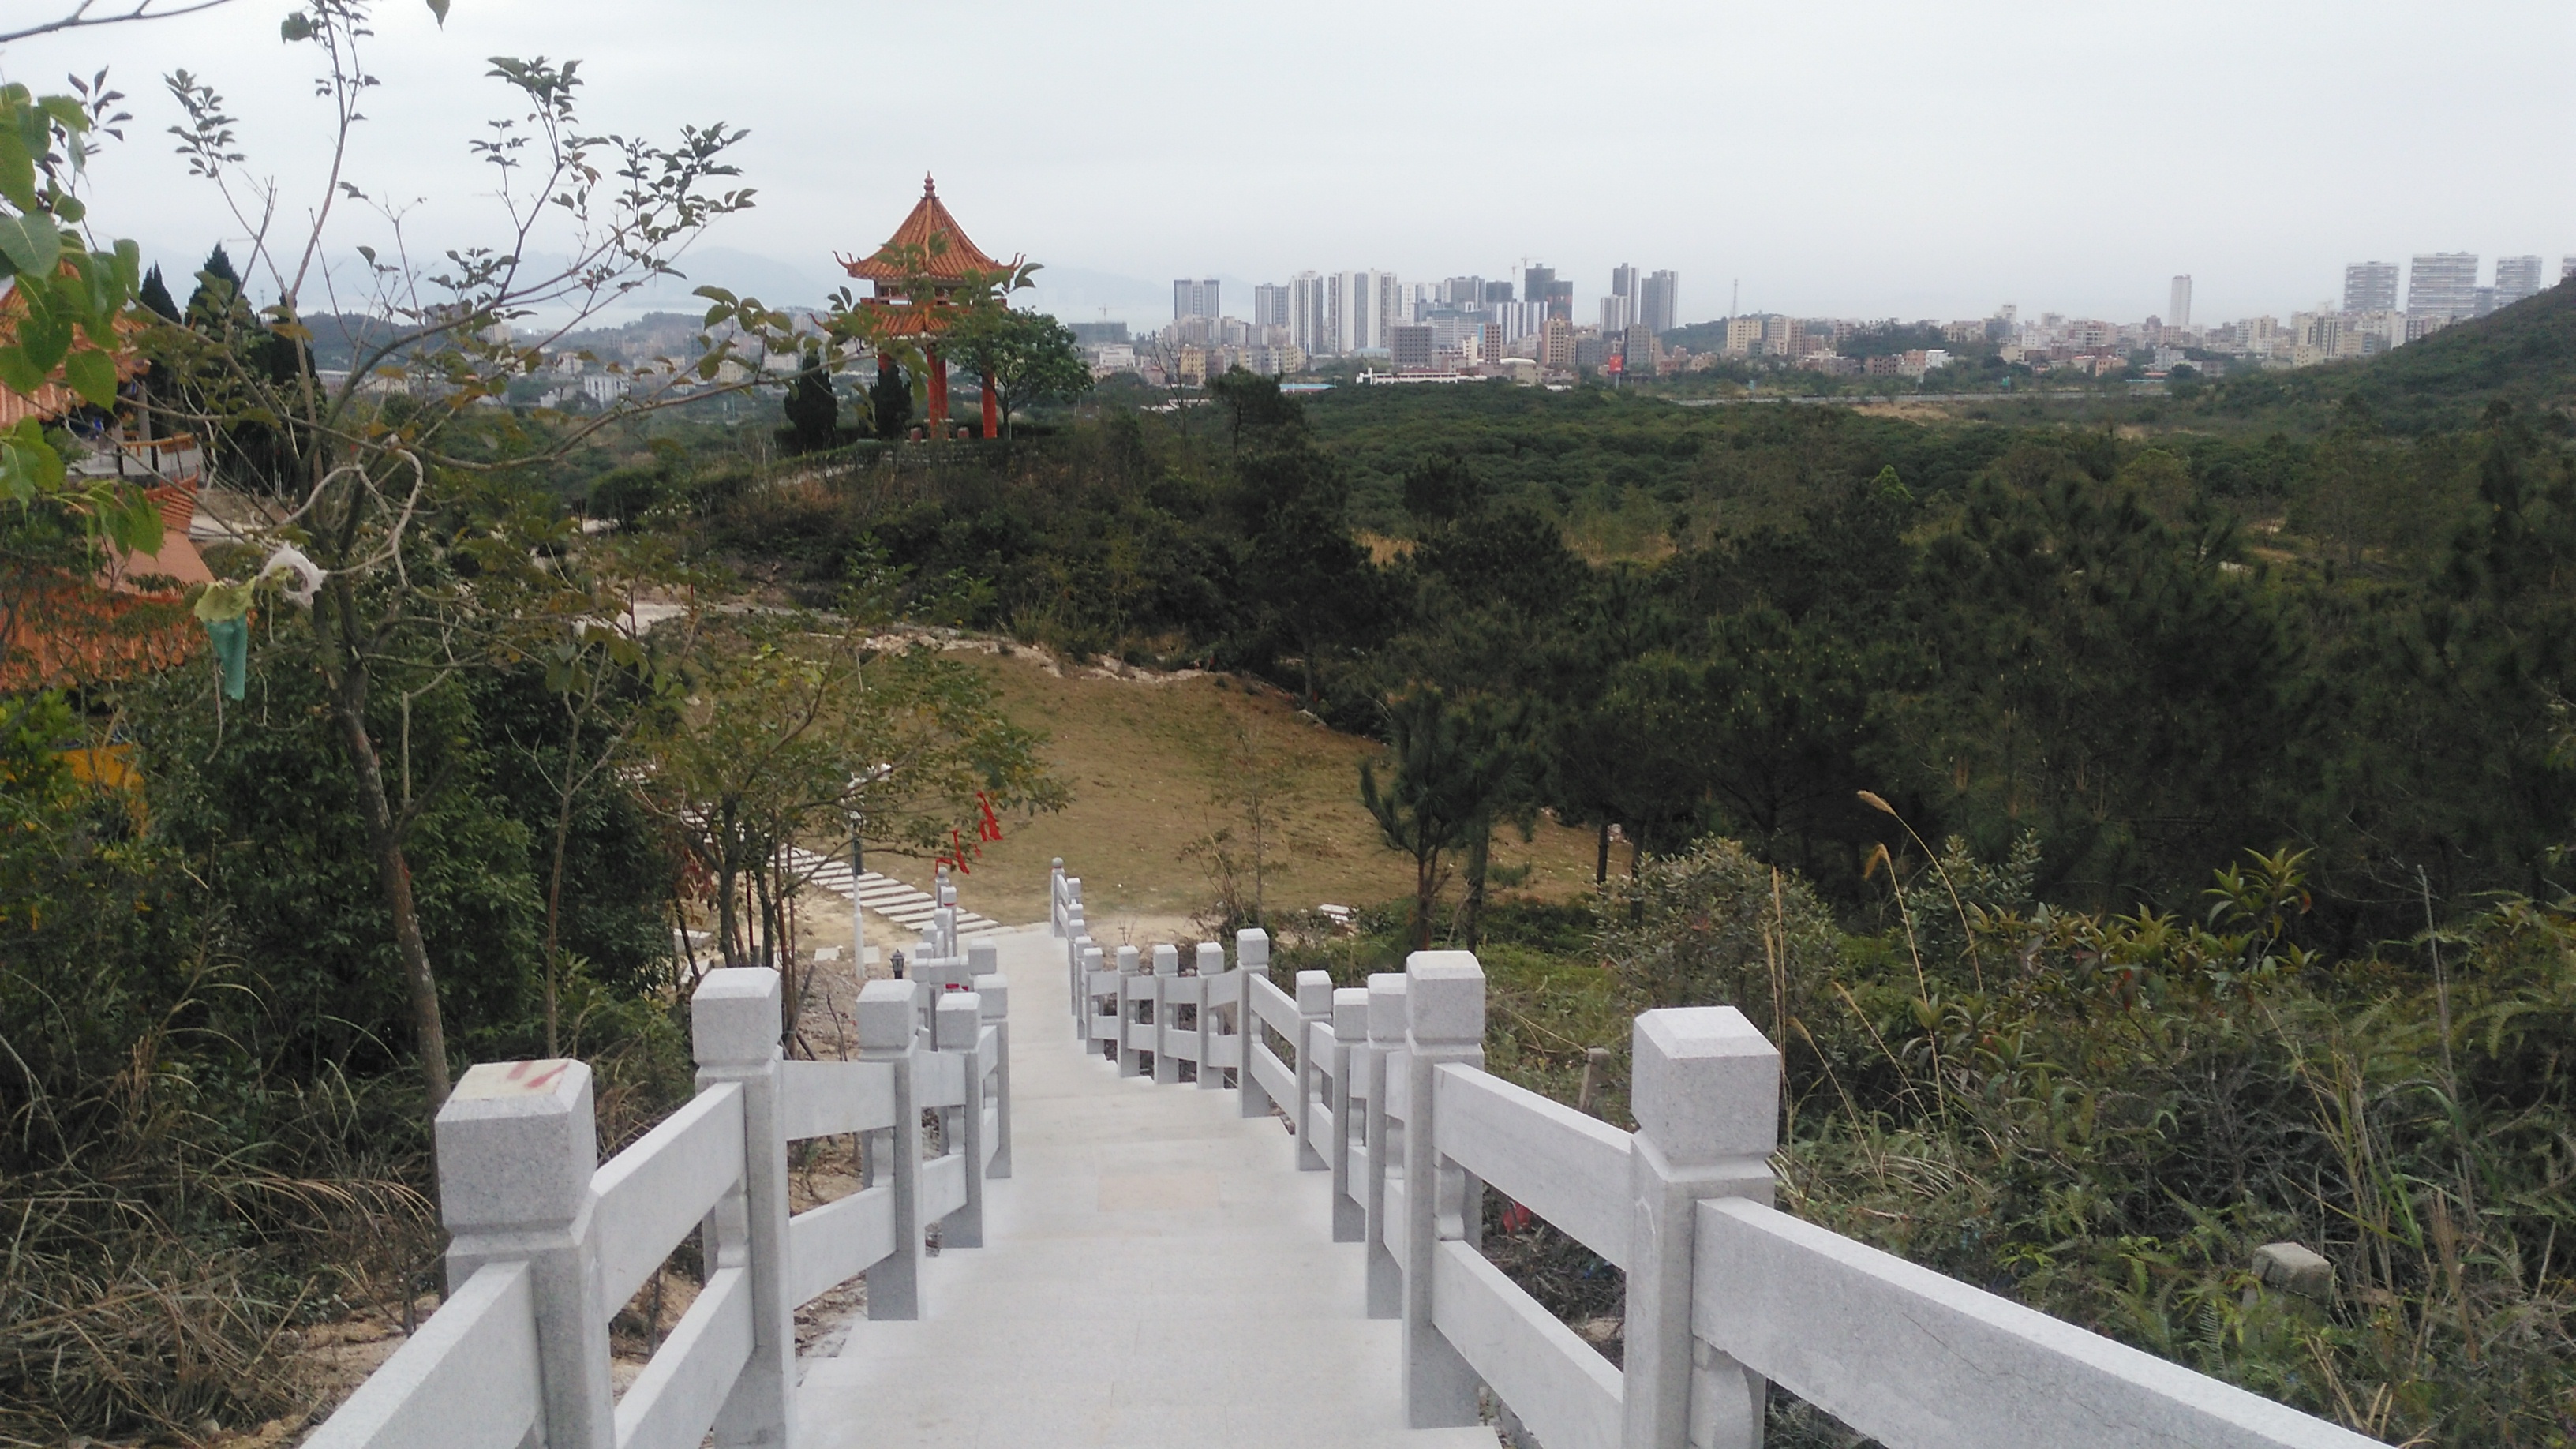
[
  {"left": 856, "top": 979, "right": 923, "bottom": 1319},
  {"left": 1293, "top": 969, "right": 1335, "bottom": 1170},
  {"left": 1152, "top": 945, "right": 1182, "bottom": 1084},
  {"left": 1194, "top": 942, "right": 1226, "bottom": 1090},
  {"left": 936, "top": 989, "right": 987, "bottom": 1249},
  {"left": 1066, "top": 912, "right": 1087, "bottom": 1026},
  {"left": 1069, "top": 927, "right": 1093, "bottom": 1040},
  {"left": 1115, "top": 945, "right": 1147, "bottom": 1076},
  {"left": 1362, "top": 972, "right": 1406, "bottom": 1319},
  {"left": 1080, "top": 943, "right": 1105, "bottom": 1056},
  {"left": 1049, "top": 858, "right": 1066, "bottom": 937},
  {"left": 1402, "top": 950, "right": 1485, "bottom": 1428},
  {"left": 436, "top": 1060, "right": 612, "bottom": 1449},
  {"left": 1330, "top": 986, "right": 1368, "bottom": 1241},
  {"left": 690, "top": 969, "right": 795, "bottom": 1448},
  {"left": 1623, "top": 1008, "right": 1780, "bottom": 1449},
  {"left": 974, "top": 970, "right": 1011, "bottom": 1179},
  {"left": 1236, "top": 928, "right": 1272, "bottom": 1118}
]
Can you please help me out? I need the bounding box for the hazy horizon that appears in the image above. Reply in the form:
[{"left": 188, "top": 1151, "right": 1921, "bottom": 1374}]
[{"left": 6, "top": 0, "right": 2569, "bottom": 329}]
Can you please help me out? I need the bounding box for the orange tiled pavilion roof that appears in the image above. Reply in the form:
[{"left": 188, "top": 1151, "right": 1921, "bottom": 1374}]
[{"left": 840, "top": 174, "right": 1001, "bottom": 286}]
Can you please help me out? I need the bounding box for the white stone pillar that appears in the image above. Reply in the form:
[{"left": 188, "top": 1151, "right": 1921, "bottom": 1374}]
[
  {"left": 1116, "top": 945, "right": 1147, "bottom": 1076},
  {"left": 1402, "top": 951, "right": 1485, "bottom": 1428},
  {"left": 856, "top": 979, "right": 923, "bottom": 1319},
  {"left": 1049, "top": 858, "right": 1066, "bottom": 937},
  {"left": 436, "top": 1060, "right": 612, "bottom": 1449},
  {"left": 1237, "top": 928, "right": 1272, "bottom": 1119},
  {"left": 1362, "top": 973, "right": 1406, "bottom": 1319},
  {"left": 1293, "top": 969, "right": 1334, "bottom": 1170},
  {"left": 1080, "top": 943, "right": 1106, "bottom": 1056},
  {"left": 974, "top": 972, "right": 1011, "bottom": 1179},
  {"left": 691, "top": 969, "right": 795, "bottom": 1448},
  {"left": 1069, "top": 926, "right": 1093, "bottom": 1041},
  {"left": 1329, "top": 986, "right": 1368, "bottom": 1242},
  {"left": 1152, "top": 944, "right": 1183, "bottom": 1084},
  {"left": 936, "top": 990, "right": 987, "bottom": 1249},
  {"left": 1622, "top": 1008, "right": 1779, "bottom": 1449},
  {"left": 1194, "top": 942, "right": 1226, "bottom": 1089}
]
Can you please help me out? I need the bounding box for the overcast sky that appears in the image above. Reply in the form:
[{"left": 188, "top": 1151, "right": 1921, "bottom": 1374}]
[{"left": 6, "top": 0, "right": 2570, "bottom": 328}]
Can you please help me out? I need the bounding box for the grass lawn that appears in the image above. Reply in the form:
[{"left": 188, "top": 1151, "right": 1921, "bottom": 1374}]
[{"left": 866, "top": 648, "right": 1607, "bottom": 933}]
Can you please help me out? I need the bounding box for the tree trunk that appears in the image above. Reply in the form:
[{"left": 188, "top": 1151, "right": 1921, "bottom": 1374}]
[
  {"left": 331, "top": 670, "right": 451, "bottom": 1114},
  {"left": 1460, "top": 820, "right": 1491, "bottom": 951},
  {"left": 1596, "top": 821, "right": 1611, "bottom": 885},
  {"left": 1413, "top": 839, "right": 1438, "bottom": 953},
  {"left": 543, "top": 794, "right": 575, "bottom": 1058}
]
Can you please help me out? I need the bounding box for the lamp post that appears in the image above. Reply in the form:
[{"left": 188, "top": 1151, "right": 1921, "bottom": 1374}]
[{"left": 848, "top": 763, "right": 892, "bottom": 973}]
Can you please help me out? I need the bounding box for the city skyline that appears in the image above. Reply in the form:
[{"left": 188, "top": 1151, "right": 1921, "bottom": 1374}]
[{"left": 5, "top": 0, "right": 2564, "bottom": 328}]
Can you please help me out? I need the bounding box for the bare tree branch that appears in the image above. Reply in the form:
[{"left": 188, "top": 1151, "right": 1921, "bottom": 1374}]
[{"left": 0, "top": 0, "right": 238, "bottom": 46}]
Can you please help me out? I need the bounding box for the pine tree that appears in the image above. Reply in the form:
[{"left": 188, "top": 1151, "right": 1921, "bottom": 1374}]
[
  {"left": 869, "top": 355, "right": 912, "bottom": 440},
  {"left": 781, "top": 346, "right": 840, "bottom": 454},
  {"left": 185, "top": 245, "right": 243, "bottom": 325},
  {"left": 137, "top": 264, "right": 180, "bottom": 322}
]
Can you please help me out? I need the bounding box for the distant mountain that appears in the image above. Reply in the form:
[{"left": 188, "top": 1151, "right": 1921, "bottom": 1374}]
[{"left": 2209, "top": 280, "right": 2576, "bottom": 432}]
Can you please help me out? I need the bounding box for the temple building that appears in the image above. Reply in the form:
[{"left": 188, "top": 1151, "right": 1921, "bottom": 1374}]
[{"left": 839, "top": 175, "right": 1012, "bottom": 439}]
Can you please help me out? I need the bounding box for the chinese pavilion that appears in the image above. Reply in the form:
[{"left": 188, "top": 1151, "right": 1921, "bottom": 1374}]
[{"left": 840, "top": 174, "right": 1009, "bottom": 439}]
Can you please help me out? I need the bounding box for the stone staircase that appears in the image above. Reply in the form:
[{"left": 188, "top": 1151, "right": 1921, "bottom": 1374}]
[{"left": 788, "top": 845, "right": 1005, "bottom": 936}]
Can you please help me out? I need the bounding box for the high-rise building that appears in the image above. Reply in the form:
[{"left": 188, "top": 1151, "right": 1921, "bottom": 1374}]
[
  {"left": 2563, "top": 256, "right": 2576, "bottom": 282},
  {"left": 1541, "top": 315, "right": 1575, "bottom": 371},
  {"left": 1389, "top": 325, "right": 1435, "bottom": 372},
  {"left": 1611, "top": 263, "right": 1638, "bottom": 313},
  {"left": 1172, "top": 278, "right": 1219, "bottom": 322},
  {"left": 2342, "top": 261, "right": 2399, "bottom": 313},
  {"left": 1622, "top": 324, "right": 1657, "bottom": 376},
  {"left": 2168, "top": 275, "right": 2192, "bottom": 328},
  {"left": 1477, "top": 323, "right": 1503, "bottom": 368},
  {"left": 1289, "top": 271, "right": 1328, "bottom": 356},
  {"left": 1544, "top": 279, "right": 1574, "bottom": 323},
  {"left": 2407, "top": 253, "right": 2480, "bottom": 317},
  {"left": 2495, "top": 256, "right": 2544, "bottom": 308},
  {"left": 1599, "top": 295, "right": 1632, "bottom": 333},
  {"left": 1484, "top": 281, "right": 1515, "bottom": 307},
  {"left": 1523, "top": 264, "right": 1555, "bottom": 310},
  {"left": 1324, "top": 271, "right": 1398, "bottom": 353},
  {"left": 1638, "top": 270, "right": 1679, "bottom": 334},
  {"left": 1252, "top": 283, "right": 1290, "bottom": 332}
]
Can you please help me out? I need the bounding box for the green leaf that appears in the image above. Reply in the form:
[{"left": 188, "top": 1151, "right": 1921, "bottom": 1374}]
[
  {"left": 0, "top": 210, "right": 60, "bottom": 275},
  {"left": 0, "top": 346, "right": 40, "bottom": 396},
  {"left": 36, "top": 96, "right": 88, "bottom": 135},
  {"left": 280, "top": 11, "right": 314, "bottom": 40},
  {"left": 13, "top": 309, "right": 70, "bottom": 376},
  {"left": 61, "top": 346, "right": 115, "bottom": 409},
  {"left": 427, "top": 0, "right": 450, "bottom": 23},
  {"left": 0, "top": 136, "right": 31, "bottom": 213}
]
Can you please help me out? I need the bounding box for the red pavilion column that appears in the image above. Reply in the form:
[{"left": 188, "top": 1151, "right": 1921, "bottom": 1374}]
[
  {"left": 980, "top": 373, "right": 999, "bottom": 438},
  {"left": 927, "top": 345, "right": 949, "bottom": 432}
]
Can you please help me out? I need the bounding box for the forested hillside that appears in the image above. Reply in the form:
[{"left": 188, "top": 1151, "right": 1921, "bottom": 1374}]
[{"left": 13, "top": 244, "right": 2575, "bottom": 1443}]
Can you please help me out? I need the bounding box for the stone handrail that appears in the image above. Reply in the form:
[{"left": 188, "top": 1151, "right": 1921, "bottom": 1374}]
[
  {"left": 305, "top": 964, "right": 1011, "bottom": 1449},
  {"left": 1064, "top": 861, "right": 2381, "bottom": 1449}
]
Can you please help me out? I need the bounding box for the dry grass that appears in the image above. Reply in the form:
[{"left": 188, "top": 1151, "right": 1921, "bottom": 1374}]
[{"left": 865, "top": 649, "right": 1604, "bottom": 928}]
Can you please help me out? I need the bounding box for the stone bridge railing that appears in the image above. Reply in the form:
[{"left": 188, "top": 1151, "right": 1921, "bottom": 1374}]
[
  {"left": 1050, "top": 862, "right": 2377, "bottom": 1449},
  {"left": 305, "top": 938, "right": 1012, "bottom": 1449}
]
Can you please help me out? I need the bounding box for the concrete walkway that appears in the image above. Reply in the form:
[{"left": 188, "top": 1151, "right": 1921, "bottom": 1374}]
[{"left": 798, "top": 926, "right": 1498, "bottom": 1449}]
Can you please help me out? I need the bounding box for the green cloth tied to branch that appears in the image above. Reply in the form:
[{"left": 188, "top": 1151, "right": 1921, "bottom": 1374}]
[{"left": 192, "top": 580, "right": 259, "bottom": 702}]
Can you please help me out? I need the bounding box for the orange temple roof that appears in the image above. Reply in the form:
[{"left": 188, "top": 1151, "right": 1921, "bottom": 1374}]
[{"left": 841, "top": 175, "right": 1002, "bottom": 285}]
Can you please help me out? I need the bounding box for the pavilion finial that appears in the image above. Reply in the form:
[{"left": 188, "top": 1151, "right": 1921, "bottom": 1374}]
[{"left": 923, "top": 172, "right": 937, "bottom": 197}]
